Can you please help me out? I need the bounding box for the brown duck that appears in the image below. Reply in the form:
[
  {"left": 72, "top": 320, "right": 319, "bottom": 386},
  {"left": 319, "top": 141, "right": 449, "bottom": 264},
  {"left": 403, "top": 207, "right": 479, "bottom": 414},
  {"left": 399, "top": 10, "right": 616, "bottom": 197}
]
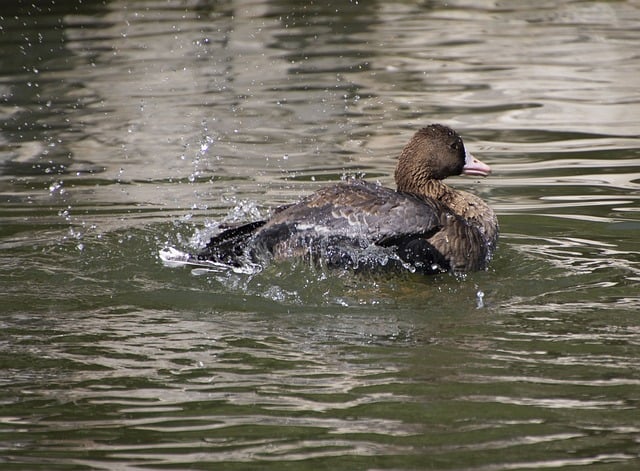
[{"left": 197, "top": 124, "right": 498, "bottom": 274}]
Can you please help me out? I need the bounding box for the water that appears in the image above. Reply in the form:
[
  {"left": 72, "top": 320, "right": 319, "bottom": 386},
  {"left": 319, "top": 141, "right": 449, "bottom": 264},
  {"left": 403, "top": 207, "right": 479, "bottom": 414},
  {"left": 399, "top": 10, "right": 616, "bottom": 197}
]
[{"left": 1, "top": 0, "right": 640, "bottom": 469}]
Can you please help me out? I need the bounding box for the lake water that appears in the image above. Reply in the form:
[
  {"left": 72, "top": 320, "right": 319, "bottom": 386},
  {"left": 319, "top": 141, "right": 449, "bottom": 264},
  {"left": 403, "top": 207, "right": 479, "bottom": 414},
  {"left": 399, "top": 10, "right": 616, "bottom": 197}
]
[{"left": 1, "top": 0, "right": 640, "bottom": 469}]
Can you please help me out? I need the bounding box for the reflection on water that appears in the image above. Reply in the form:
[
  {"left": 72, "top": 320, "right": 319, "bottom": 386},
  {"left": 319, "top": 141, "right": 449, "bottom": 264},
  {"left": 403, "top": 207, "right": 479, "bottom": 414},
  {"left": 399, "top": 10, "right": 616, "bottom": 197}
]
[{"left": 1, "top": 0, "right": 640, "bottom": 469}]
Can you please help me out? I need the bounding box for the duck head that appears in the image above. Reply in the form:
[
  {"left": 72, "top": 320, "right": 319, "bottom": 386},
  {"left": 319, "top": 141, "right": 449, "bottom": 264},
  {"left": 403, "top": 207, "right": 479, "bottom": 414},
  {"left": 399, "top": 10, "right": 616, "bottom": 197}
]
[{"left": 395, "top": 124, "right": 491, "bottom": 193}]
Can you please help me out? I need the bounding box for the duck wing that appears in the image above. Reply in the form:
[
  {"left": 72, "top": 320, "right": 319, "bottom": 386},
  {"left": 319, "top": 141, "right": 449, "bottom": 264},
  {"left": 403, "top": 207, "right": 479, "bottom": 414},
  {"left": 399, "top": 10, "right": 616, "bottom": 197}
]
[
  {"left": 263, "top": 180, "right": 443, "bottom": 240},
  {"left": 252, "top": 180, "right": 449, "bottom": 269}
]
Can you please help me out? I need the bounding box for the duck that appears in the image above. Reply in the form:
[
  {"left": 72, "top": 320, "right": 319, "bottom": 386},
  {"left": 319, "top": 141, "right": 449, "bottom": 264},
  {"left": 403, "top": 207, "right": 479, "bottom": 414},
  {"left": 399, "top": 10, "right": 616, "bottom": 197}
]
[{"left": 196, "top": 124, "right": 498, "bottom": 274}]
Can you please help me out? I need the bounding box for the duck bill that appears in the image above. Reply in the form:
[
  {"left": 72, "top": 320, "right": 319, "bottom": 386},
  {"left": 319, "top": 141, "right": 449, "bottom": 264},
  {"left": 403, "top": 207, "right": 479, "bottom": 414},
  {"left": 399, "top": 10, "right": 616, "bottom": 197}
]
[{"left": 462, "top": 151, "right": 491, "bottom": 177}]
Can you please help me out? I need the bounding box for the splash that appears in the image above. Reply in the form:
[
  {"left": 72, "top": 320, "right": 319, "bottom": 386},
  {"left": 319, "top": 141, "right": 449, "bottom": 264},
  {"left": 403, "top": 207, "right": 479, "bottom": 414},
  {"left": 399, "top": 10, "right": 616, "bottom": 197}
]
[{"left": 159, "top": 247, "right": 261, "bottom": 275}]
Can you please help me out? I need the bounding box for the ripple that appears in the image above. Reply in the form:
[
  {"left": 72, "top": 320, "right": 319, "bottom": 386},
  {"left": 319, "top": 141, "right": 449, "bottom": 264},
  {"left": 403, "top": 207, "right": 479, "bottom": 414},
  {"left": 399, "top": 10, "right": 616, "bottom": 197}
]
[{"left": 2, "top": 1, "right": 640, "bottom": 470}]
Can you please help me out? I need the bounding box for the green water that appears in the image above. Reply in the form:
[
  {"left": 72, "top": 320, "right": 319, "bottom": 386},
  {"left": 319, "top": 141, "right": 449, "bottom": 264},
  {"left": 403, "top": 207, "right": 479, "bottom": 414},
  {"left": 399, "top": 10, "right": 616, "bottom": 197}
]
[{"left": 1, "top": 1, "right": 639, "bottom": 469}]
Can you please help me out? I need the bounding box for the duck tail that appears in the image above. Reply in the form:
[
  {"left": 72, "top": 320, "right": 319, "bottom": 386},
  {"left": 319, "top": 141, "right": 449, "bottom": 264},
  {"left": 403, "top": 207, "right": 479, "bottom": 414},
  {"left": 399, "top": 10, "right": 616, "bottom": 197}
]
[{"left": 196, "top": 220, "right": 266, "bottom": 266}]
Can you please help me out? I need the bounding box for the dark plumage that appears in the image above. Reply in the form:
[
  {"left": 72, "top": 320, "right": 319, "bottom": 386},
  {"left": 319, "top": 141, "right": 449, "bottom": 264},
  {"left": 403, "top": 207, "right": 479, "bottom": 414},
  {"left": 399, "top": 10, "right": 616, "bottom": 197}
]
[{"left": 197, "top": 124, "right": 499, "bottom": 274}]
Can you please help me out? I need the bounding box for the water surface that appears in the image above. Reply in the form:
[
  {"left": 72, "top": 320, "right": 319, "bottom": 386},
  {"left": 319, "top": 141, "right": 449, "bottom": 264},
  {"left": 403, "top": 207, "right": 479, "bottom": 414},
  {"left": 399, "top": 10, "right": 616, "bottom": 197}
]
[{"left": 1, "top": 1, "right": 640, "bottom": 469}]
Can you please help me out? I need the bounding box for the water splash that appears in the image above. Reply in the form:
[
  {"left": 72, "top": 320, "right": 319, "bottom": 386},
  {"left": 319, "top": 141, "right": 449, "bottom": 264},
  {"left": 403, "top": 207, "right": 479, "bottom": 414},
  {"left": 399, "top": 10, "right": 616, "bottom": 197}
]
[
  {"left": 476, "top": 289, "right": 485, "bottom": 309},
  {"left": 158, "top": 247, "right": 261, "bottom": 275}
]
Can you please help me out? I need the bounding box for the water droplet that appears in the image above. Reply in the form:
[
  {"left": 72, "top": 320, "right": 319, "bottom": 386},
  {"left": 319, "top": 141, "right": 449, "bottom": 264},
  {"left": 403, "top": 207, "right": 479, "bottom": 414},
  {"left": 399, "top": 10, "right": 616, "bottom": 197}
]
[{"left": 49, "top": 181, "right": 63, "bottom": 193}]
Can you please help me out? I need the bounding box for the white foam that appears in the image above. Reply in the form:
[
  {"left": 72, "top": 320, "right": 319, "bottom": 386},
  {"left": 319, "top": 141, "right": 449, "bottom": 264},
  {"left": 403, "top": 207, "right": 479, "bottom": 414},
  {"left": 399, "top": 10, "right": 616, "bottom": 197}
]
[
  {"left": 159, "top": 246, "right": 262, "bottom": 275},
  {"left": 159, "top": 247, "right": 191, "bottom": 267}
]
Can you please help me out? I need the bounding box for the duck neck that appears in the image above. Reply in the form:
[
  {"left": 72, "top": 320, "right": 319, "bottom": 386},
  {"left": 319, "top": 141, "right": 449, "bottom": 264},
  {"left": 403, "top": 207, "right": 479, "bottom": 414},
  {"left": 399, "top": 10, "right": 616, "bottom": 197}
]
[{"left": 397, "top": 178, "right": 449, "bottom": 202}]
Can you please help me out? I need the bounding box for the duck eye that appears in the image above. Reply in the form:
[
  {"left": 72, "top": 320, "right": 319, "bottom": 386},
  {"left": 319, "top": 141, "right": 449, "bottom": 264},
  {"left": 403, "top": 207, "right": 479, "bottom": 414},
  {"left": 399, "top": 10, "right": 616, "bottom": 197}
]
[{"left": 450, "top": 142, "right": 460, "bottom": 151}]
